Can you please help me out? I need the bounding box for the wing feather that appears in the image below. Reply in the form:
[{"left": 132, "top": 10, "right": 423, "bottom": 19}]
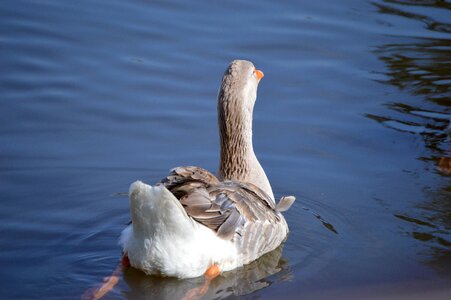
[{"left": 160, "top": 166, "right": 289, "bottom": 259}]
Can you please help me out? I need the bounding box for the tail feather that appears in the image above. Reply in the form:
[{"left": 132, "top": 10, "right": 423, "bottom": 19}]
[{"left": 128, "top": 181, "right": 195, "bottom": 237}]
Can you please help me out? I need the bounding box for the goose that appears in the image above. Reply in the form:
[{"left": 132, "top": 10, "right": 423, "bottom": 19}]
[{"left": 119, "top": 60, "right": 295, "bottom": 279}]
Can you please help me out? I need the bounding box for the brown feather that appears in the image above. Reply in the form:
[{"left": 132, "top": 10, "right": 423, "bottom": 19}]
[{"left": 159, "top": 166, "right": 283, "bottom": 245}]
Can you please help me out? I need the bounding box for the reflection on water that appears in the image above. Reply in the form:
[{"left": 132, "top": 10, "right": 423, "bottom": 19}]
[
  {"left": 369, "top": 0, "right": 450, "bottom": 276},
  {"left": 374, "top": 0, "right": 451, "bottom": 34},
  {"left": 121, "top": 245, "right": 290, "bottom": 300}
]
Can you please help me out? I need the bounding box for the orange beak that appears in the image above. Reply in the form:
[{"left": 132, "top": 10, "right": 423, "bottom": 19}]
[{"left": 254, "top": 69, "right": 264, "bottom": 81}]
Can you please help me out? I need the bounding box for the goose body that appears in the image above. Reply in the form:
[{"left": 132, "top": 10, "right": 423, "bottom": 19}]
[{"left": 120, "top": 60, "right": 295, "bottom": 278}]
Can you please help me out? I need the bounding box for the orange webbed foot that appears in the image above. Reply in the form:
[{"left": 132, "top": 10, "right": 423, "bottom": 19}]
[
  {"left": 82, "top": 253, "right": 129, "bottom": 300},
  {"left": 204, "top": 264, "right": 220, "bottom": 281}
]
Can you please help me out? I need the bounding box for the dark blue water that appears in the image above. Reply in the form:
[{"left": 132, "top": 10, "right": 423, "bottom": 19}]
[{"left": 0, "top": 0, "right": 450, "bottom": 299}]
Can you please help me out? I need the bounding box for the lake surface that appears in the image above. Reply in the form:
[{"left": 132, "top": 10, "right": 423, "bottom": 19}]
[{"left": 1, "top": 0, "right": 450, "bottom": 299}]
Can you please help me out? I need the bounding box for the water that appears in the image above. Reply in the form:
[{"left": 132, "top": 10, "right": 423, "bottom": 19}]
[{"left": 0, "top": 0, "right": 450, "bottom": 299}]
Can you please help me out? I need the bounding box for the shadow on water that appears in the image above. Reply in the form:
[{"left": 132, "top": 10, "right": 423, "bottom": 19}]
[
  {"left": 120, "top": 245, "right": 291, "bottom": 300},
  {"left": 368, "top": 0, "right": 451, "bottom": 276}
]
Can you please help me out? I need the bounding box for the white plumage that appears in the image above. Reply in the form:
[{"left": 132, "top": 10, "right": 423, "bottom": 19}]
[{"left": 120, "top": 182, "right": 239, "bottom": 278}]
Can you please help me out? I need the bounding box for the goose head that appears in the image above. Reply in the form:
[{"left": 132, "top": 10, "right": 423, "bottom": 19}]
[{"left": 218, "top": 60, "right": 264, "bottom": 119}]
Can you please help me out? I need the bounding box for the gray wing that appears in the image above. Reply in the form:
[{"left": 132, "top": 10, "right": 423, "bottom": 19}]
[
  {"left": 160, "top": 166, "right": 290, "bottom": 262},
  {"left": 160, "top": 166, "right": 219, "bottom": 199}
]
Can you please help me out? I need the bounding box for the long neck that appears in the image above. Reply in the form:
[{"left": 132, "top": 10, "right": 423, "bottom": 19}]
[
  {"left": 217, "top": 92, "right": 275, "bottom": 200},
  {"left": 218, "top": 101, "right": 254, "bottom": 181}
]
